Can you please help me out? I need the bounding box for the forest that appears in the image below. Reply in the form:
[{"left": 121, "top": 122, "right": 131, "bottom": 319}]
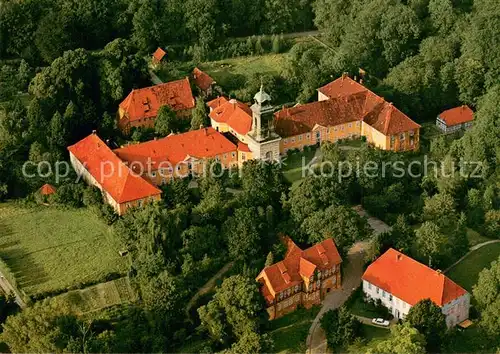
[{"left": 0, "top": 0, "right": 499, "bottom": 352}]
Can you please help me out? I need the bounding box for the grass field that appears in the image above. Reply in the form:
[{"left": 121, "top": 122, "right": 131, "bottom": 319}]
[
  {"left": 55, "top": 277, "right": 137, "bottom": 314},
  {"left": 446, "top": 242, "right": 500, "bottom": 292},
  {"left": 466, "top": 228, "right": 492, "bottom": 247},
  {"left": 0, "top": 203, "right": 128, "bottom": 296},
  {"left": 266, "top": 306, "right": 320, "bottom": 353},
  {"left": 200, "top": 54, "right": 287, "bottom": 90},
  {"left": 282, "top": 148, "right": 317, "bottom": 183}
]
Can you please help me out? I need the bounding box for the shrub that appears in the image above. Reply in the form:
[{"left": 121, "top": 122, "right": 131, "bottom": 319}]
[
  {"left": 100, "top": 204, "right": 118, "bottom": 225},
  {"left": 82, "top": 186, "right": 103, "bottom": 207},
  {"left": 51, "top": 183, "right": 85, "bottom": 208}
]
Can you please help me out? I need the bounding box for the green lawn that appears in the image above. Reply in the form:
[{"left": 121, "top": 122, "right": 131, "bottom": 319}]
[
  {"left": 346, "top": 291, "right": 383, "bottom": 318},
  {"left": 446, "top": 242, "right": 500, "bottom": 292},
  {"left": 466, "top": 228, "right": 492, "bottom": 247},
  {"left": 200, "top": 54, "right": 288, "bottom": 91},
  {"left": 0, "top": 203, "right": 128, "bottom": 297},
  {"left": 282, "top": 148, "right": 317, "bottom": 183},
  {"left": 266, "top": 306, "right": 320, "bottom": 353},
  {"left": 346, "top": 324, "right": 390, "bottom": 353}
]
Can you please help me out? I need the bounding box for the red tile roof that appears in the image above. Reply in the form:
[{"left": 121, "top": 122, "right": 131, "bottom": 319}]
[
  {"left": 152, "top": 47, "right": 166, "bottom": 62},
  {"left": 275, "top": 76, "right": 420, "bottom": 137},
  {"left": 237, "top": 142, "right": 252, "bottom": 153},
  {"left": 207, "top": 96, "right": 229, "bottom": 111},
  {"left": 209, "top": 98, "right": 253, "bottom": 135},
  {"left": 439, "top": 106, "right": 474, "bottom": 126},
  {"left": 257, "top": 238, "right": 342, "bottom": 298},
  {"left": 192, "top": 67, "right": 215, "bottom": 91},
  {"left": 362, "top": 249, "right": 468, "bottom": 307},
  {"left": 68, "top": 134, "right": 161, "bottom": 204},
  {"left": 114, "top": 127, "right": 237, "bottom": 168},
  {"left": 119, "top": 78, "right": 195, "bottom": 122},
  {"left": 39, "top": 183, "right": 56, "bottom": 195}
]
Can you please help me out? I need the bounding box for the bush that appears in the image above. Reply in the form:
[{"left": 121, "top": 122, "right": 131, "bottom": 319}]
[
  {"left": 51, "top": 183, "right": 85, "bottom": 208},
  {"left": 82, "top": 186, "right": 102, "bottom": 207},
  {"left": 100, "top": 204, "right": 118, "bottom": 225}
]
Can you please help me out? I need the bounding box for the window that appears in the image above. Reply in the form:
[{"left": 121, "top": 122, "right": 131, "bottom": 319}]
[
  {"left": 232, "top": 152, "right": 236, "bottom": 158},
  {"left": 151, "top": 171, "right": 156, "bottom": 177},
  {"left": 298, "top": 134, "right": 303, "bottom": 141},
  {"left": 291, "top": 137, "right": 295, "bottom": 142},
  {"left": 368, "top": 282, "right": 372, "bottom": 290},
  {"left": 376, "top": 287, "right": 379, "bottom": 294},
  {"left": 161, "top": 178, "right": 166, "bottom": 185},
  {"left": 176, "top": 165, "right": 181, "bottom": 171},
  {"left": 389, "top": 294, "right": 393, "bottom": 301},
  {"left": 382, "top": 290, "right": 386, "bottom": 298},
  {"left": 295, "top": 285, "right": 300, "bottom": 292},
  {"left": 390, "top": 135, "right": 395, "bottom": 149},
  {"left": 223, "top": 153, "right": 227, "bottom": 159},
  {"left": 306, "top": 133, "right": 310, "bottom": 139},
  {"left": 348, "top": 123, "right": 352, "bottom": 128},
  {"left": 242, "top": 153, "right": 246, "bottom": 161}
]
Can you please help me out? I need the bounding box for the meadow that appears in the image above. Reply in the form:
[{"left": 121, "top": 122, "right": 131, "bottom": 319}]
[{"left": 0, "top": 203, "right": 128, "bottom": 297}]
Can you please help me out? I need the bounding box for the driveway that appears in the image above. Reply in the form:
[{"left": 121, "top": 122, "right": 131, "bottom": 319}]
[
  {"left": 306, "top": 241, "right": 367, "bottom": 354},
  {"left": 353, "top": 205, "right": 391, "bottom": 236}
]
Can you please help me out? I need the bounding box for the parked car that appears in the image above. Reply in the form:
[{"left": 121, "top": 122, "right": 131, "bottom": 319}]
[{"left": 372, "top": 318, "right": 390, "bottom": 327}]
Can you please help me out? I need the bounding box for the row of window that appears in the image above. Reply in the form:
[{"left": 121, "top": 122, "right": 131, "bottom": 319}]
[{"left": 283, "top": 122, "right": 362, "bottom": 145}]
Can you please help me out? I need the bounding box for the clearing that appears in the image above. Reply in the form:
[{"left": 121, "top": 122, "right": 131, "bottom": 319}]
[
  {"left": 446, "top": 242, "right": 500, "bottom": 292},
  {"left": 0, "top": 203, "right": 128, "bottom": 297},
  {"left": 199, "top": 54, "right": 288, "bottom": 91}
]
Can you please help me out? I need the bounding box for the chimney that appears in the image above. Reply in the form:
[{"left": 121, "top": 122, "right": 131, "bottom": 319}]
[
  {"left": 204, "top": 127, "right": 208, "bottom": 136},
  {"left": 354, "top": 75, "right": 357, "bottom": 81},
  {"left": 397, "top": 254, "right": 402, "bottom": 261},
  {"left": 199, "top": 124, "right": 204, "bottom": 130},
  {"left": 92, "top": 129, "right": 96, "bottom": 134},
  {"left": 360, "top": 79, "right": 363, "bottom": 85},
  {"left": 436, "top": 269, "right": 442, "bottom": 274}
]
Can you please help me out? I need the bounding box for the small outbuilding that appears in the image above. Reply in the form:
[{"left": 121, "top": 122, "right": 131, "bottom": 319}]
[
  {"left": 436, "top": 105, "right": 474, "bottom": 134},
  {"left": 39, "top": 183, "right": 57, "bottom": 196},
  {"left": 151, "top": 47, "right": 166, "bottom": 68}
]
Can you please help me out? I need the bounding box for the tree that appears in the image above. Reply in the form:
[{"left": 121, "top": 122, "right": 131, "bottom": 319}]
[
  {"left": 484, "top": 210, "right": 500, "bottom": 238},
  {"left": 368, "top": 323, "right": 426, "bottom": 354},
  {"left": 473, "top": 256, "right": 500, "bottom": 336},
  {"left": 405, "top": 299, "right": 447, "bottom": 352},
  {"left": 190, "top": 97, "right": 209, "bottom": 130},
  {"left": 1, "top": 299, "right": 77, "bottom": 353},
  {"left": 155, "top": 105, "right": 179, "bottom": 136},
  {"left": 131, "top": 0, "right": 161, "bottom": 53},
  {"left": 185, "top": 0, "right": 218, "bottom": 61},
  {"left": 265, "top": 251, "right": 274, "bottom": 267},
  {"left": 301, "top": 204, "right": 370, "bottom": 256},
  {"left": 224, "top": 207, "right": 262, "bottom": 261},
  {"left": 415, "top": 221, "right": 448, "bottom": 267},
  {"left": 198, "top": 275, "right": 262, "bottom": 344},
  {"left": 320, "top": 307, "right": 362, "bottom": 349}
]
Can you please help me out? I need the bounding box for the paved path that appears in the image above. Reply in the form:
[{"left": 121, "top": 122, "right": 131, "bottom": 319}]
[
  {"left": 306, "top": 241, "right": 368, "bottom": 354},
  {"left": 353, "top": 205, "right": 391, "bottom": 236},
  {"left": 444, "top": 239, "right": 500, "bottom": 273},
  {"left": 185, "top": 262, "right": 234, "bottom": 321}
]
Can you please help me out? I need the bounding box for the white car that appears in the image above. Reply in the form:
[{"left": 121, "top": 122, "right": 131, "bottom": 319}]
[{"left": 371, "top": 318, "right": 390, "bottom": 327}]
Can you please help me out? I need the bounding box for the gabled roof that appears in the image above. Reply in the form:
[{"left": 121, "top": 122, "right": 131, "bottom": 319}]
[
  {"left": 207, "top": 96, "right": 229, "bottom": 111},
  {"left": 439, "top": 106, "right": 474, "bottom": 126},
  {"left": 362, "top": 248, "right": 468, "bottom": 307},
  {"left": 209, "top": 98, "right": 253, "bottom": 135},
  {"left": 114, "top": 127, "right": 237, "bottom": 168},
  {"left": 237, "top": 141, "right": 251, "bottom": 153},
  {"left": 257, "top": 238, "right": 342, "bottom": 297},
  {"left": 119, "top": 78, "right": 195, "bottom": 122},
  {"left": 192, "top": 67, "right": 215, "bottom": 91},
  {"left": 68, "top": 134, "right": 161, "bottom": 204},
  {"left": 39, "top": 183, "right": 56, "bottom": 195},
  {"left": 152, "top": 48, "right": 166, "bottom": 62},
  {"left": 275, "top": 76, "right": 420, "bottom": 137}
]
